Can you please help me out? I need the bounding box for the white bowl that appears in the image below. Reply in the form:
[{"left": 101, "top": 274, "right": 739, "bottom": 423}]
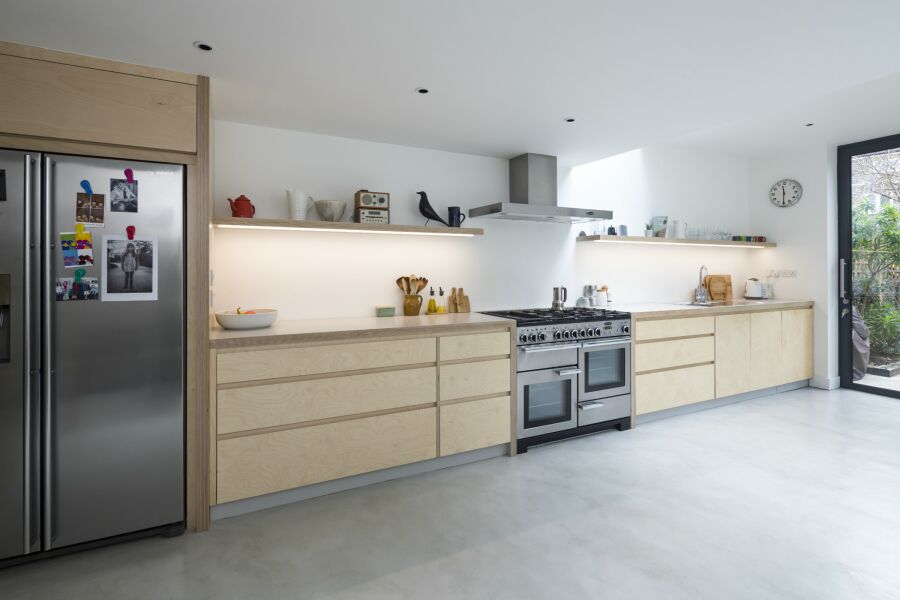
[
  {"left": 314, "top": 200, "right": 346, "bottom": 222},
  {"left": 215, "top": 308, "right": 278, "bottom": 330}
]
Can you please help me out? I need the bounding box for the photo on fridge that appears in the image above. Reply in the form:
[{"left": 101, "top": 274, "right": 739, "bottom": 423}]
[
  {"left": 75, "top": 192, "right": 105, "bottom": 227},
  {"left": 56, "top": 277, "right": 99, "bottom": 301},
  {"left": 102, "top": 235, "right": 158, "bottom": 301},
  {"left": 110, "top": 178, "right": 138, "bottom": 213}
]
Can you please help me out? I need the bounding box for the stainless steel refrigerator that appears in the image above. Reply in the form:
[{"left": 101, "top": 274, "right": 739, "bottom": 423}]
[{"left": 0, "top": 150, "right": 184, "bottom": 562}]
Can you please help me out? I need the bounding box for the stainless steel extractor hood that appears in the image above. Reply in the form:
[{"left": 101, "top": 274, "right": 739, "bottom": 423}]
[{"left": 468, "top": 153, "right": 612, "bottom": 223}]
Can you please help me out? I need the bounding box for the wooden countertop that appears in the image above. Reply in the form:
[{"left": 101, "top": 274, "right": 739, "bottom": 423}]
[
  {"left": 209, "top": 312, "right": 515, "bottom": 349},
  {"left": 619, "top": 298, "right": 814, "bottom": 319}
]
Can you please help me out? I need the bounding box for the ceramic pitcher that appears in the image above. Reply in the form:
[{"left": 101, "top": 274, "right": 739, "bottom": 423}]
[{"left": 286, "top": 189, "right": 313, "bottom": 220}]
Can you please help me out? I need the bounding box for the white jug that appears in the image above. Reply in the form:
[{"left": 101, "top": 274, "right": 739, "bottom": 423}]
[{"left": 286, "top": 189, "right": 313, "bottom": 220}]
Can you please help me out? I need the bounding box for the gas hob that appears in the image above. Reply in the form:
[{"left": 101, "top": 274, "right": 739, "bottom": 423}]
[{"left": 481, "top": 307, "right": 631, "bottom": 345}]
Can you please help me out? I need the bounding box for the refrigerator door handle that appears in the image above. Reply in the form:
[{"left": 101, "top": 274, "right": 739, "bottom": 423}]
[
  {"left": 23, "top": 154, "right": 33, "bottom": 554},
  {"left": 42, "top": 155, "right": 53, "bottom": 549}
]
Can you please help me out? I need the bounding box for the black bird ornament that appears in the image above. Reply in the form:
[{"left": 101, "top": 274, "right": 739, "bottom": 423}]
[{"left": 417, "top": 191, "right": 449, "bottom": 227}]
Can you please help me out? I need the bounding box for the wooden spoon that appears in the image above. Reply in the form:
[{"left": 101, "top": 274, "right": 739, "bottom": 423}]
[
  {"left": 417, "top": 278, "right": 428, "bottom": 294},
  {"left": 396, "top": 277, "right": 406, "bottom": 293}
]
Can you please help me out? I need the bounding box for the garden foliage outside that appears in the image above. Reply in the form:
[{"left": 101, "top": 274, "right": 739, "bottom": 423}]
[{"left": 852, "top": 149, "right": 900, "bottom": 368}]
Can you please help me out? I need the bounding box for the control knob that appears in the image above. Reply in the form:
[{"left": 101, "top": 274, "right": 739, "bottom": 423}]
[
  {"left": 586, "top": 328, "right": 594, "bottom": 337},
  {"left": 562, "top": 330, "right": 571, "bottom": 339},
  {"left": 554, "top": 331, "right": 563, "bottom": 340},
  {"left": 538, "top": 332, "right": 547, "bottom": 342},
  {"left": 519, "top": 334, "right": 528, "bottom": 343},
  {"left": 579, "top": 329, "right": 587, "bottom": 338},
  {"left": 529, "top": 333, "right": 538, "bottom": 343},
  {"left": 622, "top": 324, "right": 630, "bottom": 334}
]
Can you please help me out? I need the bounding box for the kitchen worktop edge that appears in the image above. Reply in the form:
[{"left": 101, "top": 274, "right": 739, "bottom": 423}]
[
  {"left": 209, "top": 313, "right": 515, "bottom": 349},
  {"left": 622, "top": 299, "right": 814, "bottom": 319}
]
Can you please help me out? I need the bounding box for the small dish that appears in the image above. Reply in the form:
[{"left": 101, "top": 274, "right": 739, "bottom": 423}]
[{"left": 215, "top": 308, "right": 278, "bottom": 330}]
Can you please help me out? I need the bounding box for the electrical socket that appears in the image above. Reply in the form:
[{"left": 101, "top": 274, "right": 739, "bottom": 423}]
[
  {"left": 780, "top": 269, "right": 797, "bottom": 278},
  {"left": 766, "top": 270, "right": 780, "bottom": 278}
]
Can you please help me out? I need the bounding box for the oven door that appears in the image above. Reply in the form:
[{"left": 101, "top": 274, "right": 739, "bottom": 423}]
[
  {"left": 578, "top": 338, "right": 632, "bottom": 401},
  {"left": 517, "top": 366, "right": 580, "bottom": 439}
]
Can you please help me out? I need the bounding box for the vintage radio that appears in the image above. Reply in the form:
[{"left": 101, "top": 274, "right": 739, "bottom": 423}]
[
  {"left": 354, "top": 207, "right": 390, "bottom": 224},
  {"left": 354, "top": 190, "right": 390, "bottom": 210}
]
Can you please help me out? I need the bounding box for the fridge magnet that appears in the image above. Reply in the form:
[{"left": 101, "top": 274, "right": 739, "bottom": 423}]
[
  {"left": 56, "top": 271, "right": 99, "bottom": 301},
  {"left": 110, "top": 178, "right": 138, "bottom": 213},
  {"left": 101, "top": 234, "right": 158, "bottom": 301},
  {"left": 59, "top": 227, "right": 94, "bottom": 268},
  {"left": 75, "top": 193, "right": 106, "bottom": 227}
]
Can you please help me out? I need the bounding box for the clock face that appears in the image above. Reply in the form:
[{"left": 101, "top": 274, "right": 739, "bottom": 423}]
[{"left": 769, "top": 179, "right": 802, "bottom": 207}]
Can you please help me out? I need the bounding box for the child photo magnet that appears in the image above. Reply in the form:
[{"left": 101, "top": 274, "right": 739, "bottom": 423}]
[{"left": 101, "top": 235, "right": 158, "bottom": 301}]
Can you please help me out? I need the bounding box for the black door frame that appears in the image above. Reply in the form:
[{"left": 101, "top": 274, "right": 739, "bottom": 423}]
[{"left": 837, "top": 133, "right": 900, "bottom": 398}]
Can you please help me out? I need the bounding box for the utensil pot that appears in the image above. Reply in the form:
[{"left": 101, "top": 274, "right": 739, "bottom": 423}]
[{"left": 403, "top": 294, "right": 423, "bottom": 316}]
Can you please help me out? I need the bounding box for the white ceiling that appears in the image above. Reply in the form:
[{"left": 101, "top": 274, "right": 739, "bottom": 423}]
[
  {"left": 3, "top": 0, "right": 900, "bottom": 165},
  {"left": 672, "top": 72, "right": 900, "bottom": 158}
]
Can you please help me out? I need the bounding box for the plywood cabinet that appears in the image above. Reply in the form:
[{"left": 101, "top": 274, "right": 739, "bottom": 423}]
[
  {"left": 217, "top": 408, "right": 437, "bottom": 503},
  {"left": 440, "top": 396, "right": 511, "bottom": 456},
  {"left": 750, "top": 311, "right": 783, "bottom": 390},
  {"left": 635, "top": 364, "right": 716, "bottom": 414},
  {"left": 780, "top": 308, "right": 813, "bottom": 383},
  {"left": 715, "top": 314, "right": 752, "bottom": 397},
  {"left": 635, "top": 305, "right": 813, "bottom": 418},
  {"left": 212, "top": 327, "right": 515, "bottom": 504},
  {"left": 0, "top": 53, "right": 197, "bottom": 152}
]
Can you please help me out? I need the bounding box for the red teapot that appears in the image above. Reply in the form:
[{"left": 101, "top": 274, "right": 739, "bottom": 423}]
[{"left": 228, "top": 195, "right": 256, "bottom": 218}]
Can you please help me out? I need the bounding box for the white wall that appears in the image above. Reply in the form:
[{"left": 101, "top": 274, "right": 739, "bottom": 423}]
[
  {"left": 213, "top": 122, "right": 760, "bottom": 318},
  {"left": 747, "top": 147, "right": 839, "bottom": 389}
]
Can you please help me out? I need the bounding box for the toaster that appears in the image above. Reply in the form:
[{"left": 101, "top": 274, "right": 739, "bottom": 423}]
[{"left": 744, "top": 278, "right": 770, "bottom": 299}]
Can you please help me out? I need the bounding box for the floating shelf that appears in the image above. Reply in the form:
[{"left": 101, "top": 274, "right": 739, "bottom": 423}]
[
  {"left": 212, "top": 217, "right": 484, "bottom": 237},
  {"left": 576, "top": 235, "right": 776, "bottom": 248}
]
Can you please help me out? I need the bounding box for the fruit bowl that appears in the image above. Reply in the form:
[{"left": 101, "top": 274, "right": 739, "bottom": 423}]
[{"left": 215, "top": 308, "right": 278, "bottom": 330}]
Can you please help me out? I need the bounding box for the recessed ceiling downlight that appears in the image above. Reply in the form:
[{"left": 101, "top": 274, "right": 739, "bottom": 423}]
[
  {"left": 193, "top": 41, "right": 213, "bottom": 51},
  {"left": 415, "top": 87, "right": 430, "bottom": 94}
]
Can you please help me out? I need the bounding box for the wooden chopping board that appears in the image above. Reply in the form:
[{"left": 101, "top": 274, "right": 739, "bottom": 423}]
[{"left": 704, "top": 275, "right": 733, "bottom": 300}]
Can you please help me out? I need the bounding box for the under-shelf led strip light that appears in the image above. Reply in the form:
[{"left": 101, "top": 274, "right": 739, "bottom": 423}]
[
  {"left": 214, "top": 224, "right": 475, "bottom": 237},
  {"left": 589, "top": 239, "right": 768, "bottom": 248}
]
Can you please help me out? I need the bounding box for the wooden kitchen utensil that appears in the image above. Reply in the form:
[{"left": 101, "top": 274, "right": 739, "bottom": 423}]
[
  {"left": 457, "top": 288, "right": 471, "bottom": 313},
  {"left": 448, "top": 288, "right": 459, "bottom": 313},
  {"left": 417, "top": 278, "right": 428, "bottom": 294},
  {"left": 395, "top": 277, "right": 406, "bottom": 294},
  {"left": 409, "top": 276, "right": 419, "bottom": 297}
]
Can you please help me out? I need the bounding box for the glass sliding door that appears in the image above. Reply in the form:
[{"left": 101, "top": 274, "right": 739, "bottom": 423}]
[{"left": 838, "top": 134, "right": 900, "bottom": 398}]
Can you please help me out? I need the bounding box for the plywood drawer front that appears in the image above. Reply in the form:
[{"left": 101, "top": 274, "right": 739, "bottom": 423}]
[
  {"left": 440, "top": 359, "right": 511, "bottom": 401},
  {"left": 217, "top": 367, "right": 436, "bottom": 434},
  {"left": 439, "top": 332, "right": 510, "bottom": 361},
  {"left": 217, "top": 408, "right": 437, "bottom": 503},
  {"left": 635, "top": 317, "right": 714, "bottom": 341},
  {"left": 635, "top": 364, "right": 715, "bottom": 415},
  {"left": 0, "top": 54, "right": 197, "bottom": 152},
  {"left": 634, "top": 336, "right": 714, "bottom": 373},
  {"left": 440, "top": 396, "right": 511, "bottom": 456},
  {"left": 217, "top": 337, "right": 436, "bottom": 384}
]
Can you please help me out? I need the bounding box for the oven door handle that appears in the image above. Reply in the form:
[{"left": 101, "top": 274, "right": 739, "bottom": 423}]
[
  {"left": 522, "top": 344, "right": 580, "bottom": 353},
  {"left": 579, "top": 400, "right": 606, "bottom": 410},
  {"left": 555, "top": 368, "right": 582, "bottom": 376},
  {"left": 582, "top": 339, "right": 631, "bottom": 349}
]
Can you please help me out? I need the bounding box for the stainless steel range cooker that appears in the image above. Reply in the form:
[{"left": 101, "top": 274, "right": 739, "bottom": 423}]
[{"left": 481, "top": 307, "right": 632, "bottom": 452}]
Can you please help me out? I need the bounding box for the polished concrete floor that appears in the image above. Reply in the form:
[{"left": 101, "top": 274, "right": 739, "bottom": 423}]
[{"left": 3, "top": 387, "right": 900, "bottom": 599}]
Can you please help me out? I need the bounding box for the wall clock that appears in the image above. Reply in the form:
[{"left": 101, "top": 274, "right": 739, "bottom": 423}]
[{"left": 769, "top": 179, "right": 802, "bottom": 207}]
